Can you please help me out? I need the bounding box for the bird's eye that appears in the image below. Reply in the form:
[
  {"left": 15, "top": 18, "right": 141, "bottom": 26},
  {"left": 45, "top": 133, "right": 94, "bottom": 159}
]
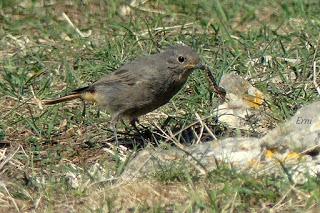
[{"left": 178, "top": 56, "right": 185, "bottom": 63}]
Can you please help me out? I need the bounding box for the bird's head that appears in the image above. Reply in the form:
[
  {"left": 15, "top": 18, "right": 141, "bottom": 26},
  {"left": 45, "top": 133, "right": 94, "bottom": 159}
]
[{"left": 164, "top": 45, "right": 203, "bottom": 79}]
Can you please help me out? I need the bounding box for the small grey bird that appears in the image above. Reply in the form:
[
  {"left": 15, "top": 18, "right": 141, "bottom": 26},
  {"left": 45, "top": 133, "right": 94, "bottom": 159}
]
[{"left": 43, "top": 45, "right": 204, "bottom": 126}]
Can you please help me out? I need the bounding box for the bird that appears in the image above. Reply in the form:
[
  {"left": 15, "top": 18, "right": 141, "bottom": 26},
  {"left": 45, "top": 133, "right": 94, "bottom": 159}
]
[{"left": 43, "top": 45, "right": 204, "bottom": 128}]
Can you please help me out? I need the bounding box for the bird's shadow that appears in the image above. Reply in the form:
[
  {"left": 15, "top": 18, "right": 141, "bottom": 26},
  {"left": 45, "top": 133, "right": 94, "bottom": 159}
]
[{"left": 99, "top": 117, "right": 227, "bottom": 150}]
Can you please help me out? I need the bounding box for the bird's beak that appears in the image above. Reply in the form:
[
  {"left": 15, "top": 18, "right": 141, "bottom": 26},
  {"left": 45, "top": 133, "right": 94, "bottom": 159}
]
[{"left": 184, "top": 63, "right": 205, "bottom": 70}]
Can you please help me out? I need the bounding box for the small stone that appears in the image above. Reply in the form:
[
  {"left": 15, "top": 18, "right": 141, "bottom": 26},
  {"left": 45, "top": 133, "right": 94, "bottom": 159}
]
[
  {"left": 217, "top": 72, "right": 272, "bottom": 133},
  {"left": 65, "top": 172, "right": 81, "bottom": 189},
  {"left": 119, "top": 5, "right": 132, "bottom": 17}
]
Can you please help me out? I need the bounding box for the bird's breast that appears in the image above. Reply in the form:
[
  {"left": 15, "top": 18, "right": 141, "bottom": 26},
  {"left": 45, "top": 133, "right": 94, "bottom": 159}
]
[{"left": 153, "top": 77, "right": 186, "bottom": 102}]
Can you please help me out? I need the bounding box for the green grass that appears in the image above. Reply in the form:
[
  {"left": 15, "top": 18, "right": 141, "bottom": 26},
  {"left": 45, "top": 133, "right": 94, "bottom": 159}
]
[{"left": 0, "top": 0, "right": 320, "bottom": 212}]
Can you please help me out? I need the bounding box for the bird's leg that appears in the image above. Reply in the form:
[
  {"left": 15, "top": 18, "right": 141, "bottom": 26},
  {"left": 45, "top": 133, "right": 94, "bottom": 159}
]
[
  {"left": 112, "top": 123, "right": 118, "bottom": 147},
  {"left": 110, "top": 115, "right": 120, "bottom": 147},
  {"left": 130, "top": 117, "right": 148, "bottom": 145},
  {"left": 81, "top": 100, "right": 86, "bottom": 117},
  {"left": 130, "top": 117, "right": 153, "bottom": 144},
  {"left": 130, "top": 117, "right": 150, "bottom": 131},
  {"left": 130, "top": 117, "right": 140, "bottom": 132},
  {"left": 161, "top": 116, "right": 174, "bottom": 129}
]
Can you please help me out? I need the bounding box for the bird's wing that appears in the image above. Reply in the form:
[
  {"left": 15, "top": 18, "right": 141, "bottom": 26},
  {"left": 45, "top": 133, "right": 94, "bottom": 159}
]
[
  {"left": 93, "top": 69, "right": 135, "bottom": 86},
  {"left": 93, "top": 56, "right": 164, "bottom": 88}
]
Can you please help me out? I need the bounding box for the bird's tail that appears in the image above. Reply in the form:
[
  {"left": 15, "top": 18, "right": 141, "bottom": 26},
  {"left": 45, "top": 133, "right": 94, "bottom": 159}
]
[{"left": 42, "top": 86, "right": 92, "bottom": 105}]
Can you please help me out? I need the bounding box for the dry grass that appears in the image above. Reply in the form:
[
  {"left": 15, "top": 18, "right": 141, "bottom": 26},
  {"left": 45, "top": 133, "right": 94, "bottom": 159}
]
[{"left": 0, "top": 0, "right": 319, "bottom": 212}]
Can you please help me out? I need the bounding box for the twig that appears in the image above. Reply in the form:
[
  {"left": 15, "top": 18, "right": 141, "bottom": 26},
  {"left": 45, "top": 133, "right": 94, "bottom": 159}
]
[
  {"left": 195, "top": 112, "right": 217, "bottom": 141},
  {"left": 131, "top": 5, "right": 165, "bottom": 14},
  {"left": 163, "top": 110, "right": 224, "bottom": 143},
  {"left": 167, "top": 128, "right": 208, "bottom": 175},
  {"left": 312, "top": 35, "right": 320, "bottom": 96},
  {"left": 272, "top": 184, "right": 295, "bottom": 209},
  {"left": 0, "top": 182, "right": 20, "bottom": 212},
  {"left": 62, "top": 12, "right": 91, "bottom": 38},
  {"left": 229, "top": 191, "right": 238, "bottom": 212},
  {"left": 120, "top": 0, "right": 162, "bottom": 17},
  {"left": 33, "top": 195, "right": 42, "bottom": 210},
  {"left": 0, "top": 95, "right": 40, "bottom": 121},
  {"left": 128, "top": 0, "right": 150, "bottom": 7},
  {"left": 313, "top": 61, "right": 320, "bottom": 95},
  {"left": 139, "top": 22, "right": 194, "bottom": 36},
  {"left": 299, "top": 144, "right": 320, "bottom": 155},
  {"left": 153, "top": 123, "right": 208, "bottom": 175},
  {"left": 6, "top": 34, "right": 26, "bottom": 49},
  {"left": 102, "top": 143, "right": 127, "bottom": 162},
  {"left": 30, "top": 85, "right": 43, "bottom": 110},
  {"left": 194, "top": 113, "right": 204, "bottom": 144},
  {"left": 0, "top": 149, "right": 6, "bottom": 162},
  {"left": 0, "top": 146, "right": 20, "bottom": 171}
]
